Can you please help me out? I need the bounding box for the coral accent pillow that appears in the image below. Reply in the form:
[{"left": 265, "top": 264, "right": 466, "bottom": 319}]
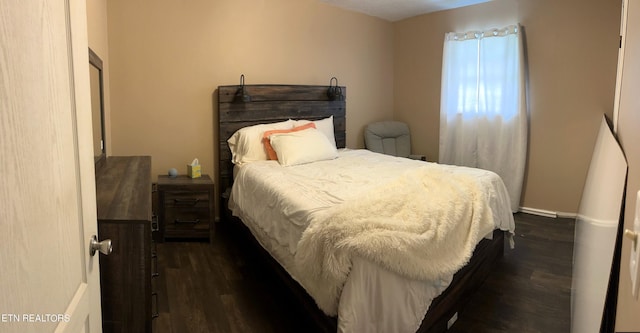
[{"left": 262, "top": 123, "right": 316, "bottom": 160}]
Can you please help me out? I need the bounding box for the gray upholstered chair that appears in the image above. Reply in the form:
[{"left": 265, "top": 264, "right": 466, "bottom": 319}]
[{"left": 364, "top": 121, "right": 426, "bottom": 160}]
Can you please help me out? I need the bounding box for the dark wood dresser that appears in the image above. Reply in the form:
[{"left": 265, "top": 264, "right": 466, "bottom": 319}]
[
  {"left": 95, "top": 156, "right": 156, "bottom": 333},
  {"left": 157, "top": 174, "right": 214, "bottom": 241}
]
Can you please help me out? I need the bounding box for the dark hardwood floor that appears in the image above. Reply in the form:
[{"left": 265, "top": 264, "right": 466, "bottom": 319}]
[
  {"left": 153, "top": 213, "right": 574, "bottom": 333},
  {"left": 449, "top": 213, "right": 574, "bottom": 333}
]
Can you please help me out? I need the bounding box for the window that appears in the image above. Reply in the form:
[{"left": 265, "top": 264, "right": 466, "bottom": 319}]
[{"left": 441, "top": 26, "right": 520, "bottom": 120}]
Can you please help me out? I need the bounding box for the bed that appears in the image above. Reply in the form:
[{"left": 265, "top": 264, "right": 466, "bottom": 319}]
[{"left": 217, "top": 84, "right": 515, "bottom": 333}]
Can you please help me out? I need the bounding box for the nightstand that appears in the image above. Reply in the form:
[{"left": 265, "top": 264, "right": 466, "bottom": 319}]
[{"left": 157, "top": 174, "right": 214, "bottom": 242}]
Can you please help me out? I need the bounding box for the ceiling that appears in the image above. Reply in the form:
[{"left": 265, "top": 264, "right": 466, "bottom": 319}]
[{"left": 318, "top": 0, "right": 492, "bottom": 22}]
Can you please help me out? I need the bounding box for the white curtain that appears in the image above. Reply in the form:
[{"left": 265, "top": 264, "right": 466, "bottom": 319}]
[{"left": 439, "top": 24, "right": 527, "bottom": 212}]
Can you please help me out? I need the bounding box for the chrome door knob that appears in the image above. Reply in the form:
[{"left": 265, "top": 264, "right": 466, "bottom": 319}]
[{"left": 90, "top": 235, "right": 112, "bottom": 256}]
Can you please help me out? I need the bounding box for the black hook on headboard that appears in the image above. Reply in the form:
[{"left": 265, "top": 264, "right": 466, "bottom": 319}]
[
  {"left": 233, "top": 74, "right": 252, "bottom": 103},
  {"left": 327, "top": 77, "right": 343, "bottom": 101}
]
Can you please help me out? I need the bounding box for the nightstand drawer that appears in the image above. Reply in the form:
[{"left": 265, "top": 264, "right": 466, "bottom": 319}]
[
  {"left": 164, "top": 191, "right": 210, "bottom": 208},
  {"left": 164, "top": 208, "right": 210, "bottom": 237}
]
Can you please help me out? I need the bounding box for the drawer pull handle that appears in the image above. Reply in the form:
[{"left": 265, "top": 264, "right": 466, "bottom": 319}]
[
  {"left": 152, "top": 253, "right": 159, "bottom": 277},
  {"left": 174, "top": 219, "right": 200, "bottom": 224},
  {"left": 152, "top": 293, "right": 159, "bottom": 319},
  {"left": 173, "top": 198, "right": 199, "bottom": 205}
]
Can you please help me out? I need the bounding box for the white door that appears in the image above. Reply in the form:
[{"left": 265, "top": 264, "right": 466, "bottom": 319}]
[
  {"left": 613, "top": 0, "right": 640, "bottom": 330},
  {"left": 0, "top": 0, "right": 103, "bottom": 332}
]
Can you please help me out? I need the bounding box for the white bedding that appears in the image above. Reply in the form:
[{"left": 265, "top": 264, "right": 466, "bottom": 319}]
[{"left": 229, "top": 149, "right": 514, "bottom": 333}]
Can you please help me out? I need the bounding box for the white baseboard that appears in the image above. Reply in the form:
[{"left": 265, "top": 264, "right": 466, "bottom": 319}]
[
  {"left": 518, "top": 207, "right": 557, "bottom": 218},
  {"left": 518, "top": 207, "right": 577, "bottom": 219},
  {"left": 556, "top": 211, "right": 577, "bottom": 219}
]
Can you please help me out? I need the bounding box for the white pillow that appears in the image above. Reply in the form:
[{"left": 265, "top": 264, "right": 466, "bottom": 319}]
[
  {"left": 269, "top": 128, "right": 338, "bottom": 166},
  {"left": 227, "top": 120, "right": 294, "bottom": 164},
  {"left": 294, "top": 116, "right": 336, "bottom": 149}
]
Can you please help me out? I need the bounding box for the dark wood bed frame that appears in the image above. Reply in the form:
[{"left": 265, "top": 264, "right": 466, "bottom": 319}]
[{"left": 216, "top": 84, "right": 505, "bottom": 333}]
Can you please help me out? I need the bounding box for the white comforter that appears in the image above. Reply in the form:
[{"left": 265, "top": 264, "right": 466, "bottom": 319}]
[{"left": 229, "top": 149, "right": 514, "bottom": 333}]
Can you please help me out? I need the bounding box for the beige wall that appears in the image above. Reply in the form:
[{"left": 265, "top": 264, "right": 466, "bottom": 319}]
[
  {"left": 106, "top": 0, "right": 623, "bottom": 214},
  {"left": 106, "top": 0, "right": 394, "bottom": 184},
  {"left": 394, "top": 0, "right": 621, "bottom": 214},
  {"left": 86, "top": 0, "right": 112, "bottom": 156}
]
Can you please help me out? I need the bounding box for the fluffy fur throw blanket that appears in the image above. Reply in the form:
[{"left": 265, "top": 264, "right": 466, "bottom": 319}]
[{"left": 294, "top": 164, "right": 497, "bottom": 316}]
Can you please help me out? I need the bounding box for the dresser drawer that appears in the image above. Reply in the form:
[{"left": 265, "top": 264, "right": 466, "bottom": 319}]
[{"left": 164, "top": 191, "right": 210, "bottom": 208}]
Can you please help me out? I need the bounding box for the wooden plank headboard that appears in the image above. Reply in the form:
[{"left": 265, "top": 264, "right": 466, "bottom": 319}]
[{"left": 217, "top": 84, "right": 346, "bottom": 209}]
